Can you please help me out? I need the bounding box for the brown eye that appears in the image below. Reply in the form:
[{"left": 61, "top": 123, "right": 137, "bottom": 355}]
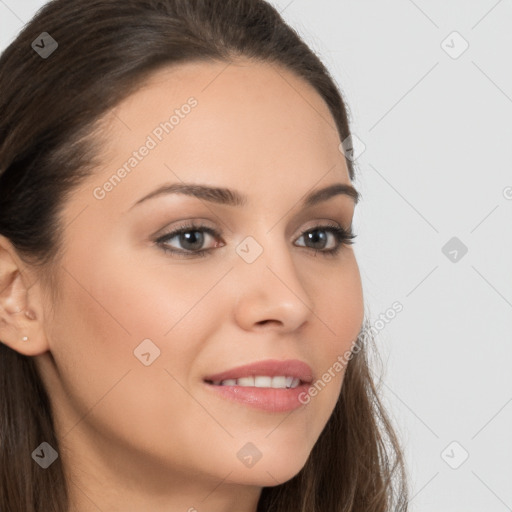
[{"left": 155, "top": 224, "right": 221, "bottom": 258}]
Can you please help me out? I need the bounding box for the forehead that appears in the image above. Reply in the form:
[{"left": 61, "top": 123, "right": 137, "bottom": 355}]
[
  {"left": 83, "top": 59, "right": 350, "bottom": 212},
  {"left": 118, "top": 57, "right": 335, "bottom": 128}
]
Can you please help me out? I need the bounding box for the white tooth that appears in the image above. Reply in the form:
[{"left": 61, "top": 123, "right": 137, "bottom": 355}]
[
  {"left": 219, "top": 375, "right": 300, "bottom": 388},
  {"left": 212, "top": 380, "right": 222, "bottom": 385},
  {"left": 237, "top": 376, "right": 255, "bottom": 387},
  {"left": 254, "top": 376, "right": 272, "bottom": 388},
  {"left": 271, "top": 376, "right": 287, "bottom": 389}
]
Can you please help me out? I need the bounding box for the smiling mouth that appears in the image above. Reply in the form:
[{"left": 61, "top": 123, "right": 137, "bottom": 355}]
[{"left": 204, "top": 375, "right": 303, "bottom": 389}]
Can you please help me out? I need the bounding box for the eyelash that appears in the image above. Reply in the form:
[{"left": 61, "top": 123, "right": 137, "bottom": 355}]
[{"left": 154, "top": 221, "right": 357, "bottom": 259}]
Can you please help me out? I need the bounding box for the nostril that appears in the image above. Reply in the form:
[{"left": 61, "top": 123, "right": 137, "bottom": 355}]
[{"left": 257, "top": 320, "right": 280, "bottom": 327}]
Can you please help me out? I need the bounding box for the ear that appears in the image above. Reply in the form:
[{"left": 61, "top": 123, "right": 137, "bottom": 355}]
[{"left": 0, "top": 234, "right": 50, "bottom": 356}]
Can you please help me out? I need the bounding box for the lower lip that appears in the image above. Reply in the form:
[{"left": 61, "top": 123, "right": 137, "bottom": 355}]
[{"left": 203, "top": 381, "right": 310, "bottom": 412}]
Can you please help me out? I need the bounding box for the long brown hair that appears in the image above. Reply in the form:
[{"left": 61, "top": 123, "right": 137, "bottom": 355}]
[{"left": 0, "top": 1, "right": 409, "bottom": 510}]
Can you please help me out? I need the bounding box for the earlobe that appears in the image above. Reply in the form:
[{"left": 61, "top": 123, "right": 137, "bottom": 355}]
[{"left": 0, "top": 235, "right": 49, "bottom": 356}]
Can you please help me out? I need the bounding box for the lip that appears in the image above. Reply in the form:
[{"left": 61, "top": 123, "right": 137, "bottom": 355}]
[
  {"left": 203, "top": 358, "right": 314, "bottom": 384},
  {"left": 202, "top": 359, "right": 314, "bottom": 413}
]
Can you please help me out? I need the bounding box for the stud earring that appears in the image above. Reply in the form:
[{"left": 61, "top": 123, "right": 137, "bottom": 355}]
[{"left": 21, "top": 336, "right": 29, "bottom": 342}]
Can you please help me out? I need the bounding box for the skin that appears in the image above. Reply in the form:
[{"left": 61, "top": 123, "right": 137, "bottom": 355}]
[{"left": 0, "top": 59, "right": 364, "bottom": 512}]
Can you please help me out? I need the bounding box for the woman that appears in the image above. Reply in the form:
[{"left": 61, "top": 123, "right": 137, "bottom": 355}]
[{"left": 0, "top": 1, "right": 409, "bottom": 510}]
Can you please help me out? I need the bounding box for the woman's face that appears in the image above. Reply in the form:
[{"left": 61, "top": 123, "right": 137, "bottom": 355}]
[{"left": 34, "top": 59, "right": 364, "bottom": 500}]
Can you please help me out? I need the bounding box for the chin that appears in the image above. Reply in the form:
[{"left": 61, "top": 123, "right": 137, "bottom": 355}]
[
  {"left": 238, "top": 464, "right": 307, "bottom": 488},
  {"left": 230, "top": 448, "right": 311, "bottom": 487}
]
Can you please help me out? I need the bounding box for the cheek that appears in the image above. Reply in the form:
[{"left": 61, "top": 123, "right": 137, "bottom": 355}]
[
  {"left": 47, "top": 253, "right": 223, "bottom": 462},
  {"left": 301, "top": 254, "right": 364, "bottom": 416},
  {"left": 316, "top": 253, "right": 364, "bottom": 346},
  {"left": 51, "top": 252, "right": 209, "bottom": 384}
]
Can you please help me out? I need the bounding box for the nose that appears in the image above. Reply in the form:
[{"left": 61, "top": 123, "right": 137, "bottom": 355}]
[{"left": 231, "top": 235, "right": 315, "bottom": 333}]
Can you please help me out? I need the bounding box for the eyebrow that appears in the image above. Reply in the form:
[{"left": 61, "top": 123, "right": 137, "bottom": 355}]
[{"left": 130, "top": 181, "right": 360, "bottom": 210}]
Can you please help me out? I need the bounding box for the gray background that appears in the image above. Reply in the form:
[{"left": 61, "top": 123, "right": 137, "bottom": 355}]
[{"left": 1, "top": 1, "right": 511, "bottom": 510}]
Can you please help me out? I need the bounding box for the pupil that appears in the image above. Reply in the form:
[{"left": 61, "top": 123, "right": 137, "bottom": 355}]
[
  {"left": 308, "top": 230, "right": 326, "bottom": 249},
  {"left": 181, "top": 231, "right": 203, "bottom": 250}
]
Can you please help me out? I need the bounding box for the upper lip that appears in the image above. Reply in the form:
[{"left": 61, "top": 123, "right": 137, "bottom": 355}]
[{"left": 203, "top": 359, "right": 314, "bottom": 384}]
